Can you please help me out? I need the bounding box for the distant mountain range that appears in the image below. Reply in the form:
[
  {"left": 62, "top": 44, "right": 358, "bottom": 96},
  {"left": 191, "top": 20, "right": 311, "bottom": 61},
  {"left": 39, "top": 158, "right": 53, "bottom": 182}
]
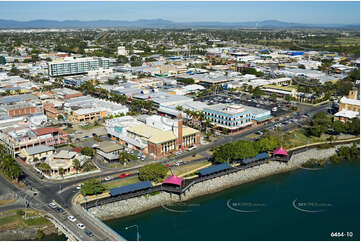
[{"left": 0, "top": 18, "right": 358, "bottom": 29}]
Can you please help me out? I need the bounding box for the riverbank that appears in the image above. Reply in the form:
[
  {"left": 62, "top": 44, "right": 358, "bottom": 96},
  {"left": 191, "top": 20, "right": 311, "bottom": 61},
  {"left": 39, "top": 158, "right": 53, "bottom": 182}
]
[{"left": 89, "top": 143, "right": 357, "bottom": 221}]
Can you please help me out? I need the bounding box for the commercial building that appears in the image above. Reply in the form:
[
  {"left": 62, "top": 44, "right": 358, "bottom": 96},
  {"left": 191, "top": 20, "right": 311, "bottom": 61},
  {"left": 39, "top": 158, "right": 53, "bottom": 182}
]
[
  {"left": 48, "top": 57, "right": 110, "bottom": 77},
  {"left": 64, "top": 96, "right": 129, "bottom": 122},
  {"left": 204, "top": 104, "right": 253, "bottom": 132},
  {"left": 106, "top": 115, "right": 200, "bottom": 159},
  {"left": 261, "top": 85, "right": 297, "bottom": 98},
  {"left": 0, "top": 127, "right": 69, "bottom": 157},
  {"left": 96, "top": 141, "right": 124, "bottom": 162}
]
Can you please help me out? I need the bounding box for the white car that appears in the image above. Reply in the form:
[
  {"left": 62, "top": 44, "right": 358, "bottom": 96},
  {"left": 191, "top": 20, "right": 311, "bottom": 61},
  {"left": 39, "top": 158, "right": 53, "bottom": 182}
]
[
  {"left": 48, "top": 202, "right": 57, "bottom": 209},
  {"left": 104, "top": 176, "right": 111, "bottom": 181},
  {"left": 77, "top": 223, "right": 86, "bottom": 230},
  {"left": 76, "top": 185, "right": 82, "bottom": 190},
  {"left": 68, "top": 216, "right": 77, "bottom": 222}
]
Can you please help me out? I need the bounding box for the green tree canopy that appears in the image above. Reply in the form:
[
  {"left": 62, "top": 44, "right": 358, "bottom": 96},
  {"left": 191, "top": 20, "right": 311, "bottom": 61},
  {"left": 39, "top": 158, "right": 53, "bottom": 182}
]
[
  {"left": 80, "top": 178, "right": 106, "bottom": 196},
  {"left": 138, "top": 163, "right": 168, "bottom": 182}
]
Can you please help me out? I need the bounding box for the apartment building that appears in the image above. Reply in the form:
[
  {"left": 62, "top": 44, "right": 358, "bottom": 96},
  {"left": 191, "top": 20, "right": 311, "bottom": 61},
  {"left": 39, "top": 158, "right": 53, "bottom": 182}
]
[{"left": 48, "top": 57, "right": 110, "bottom": 77}]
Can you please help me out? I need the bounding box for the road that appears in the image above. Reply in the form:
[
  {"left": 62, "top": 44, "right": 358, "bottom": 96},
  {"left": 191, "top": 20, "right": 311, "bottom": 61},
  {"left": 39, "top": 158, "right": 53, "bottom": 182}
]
[{"left": 2, "top": 102, "right": 329, "bottom": 240}]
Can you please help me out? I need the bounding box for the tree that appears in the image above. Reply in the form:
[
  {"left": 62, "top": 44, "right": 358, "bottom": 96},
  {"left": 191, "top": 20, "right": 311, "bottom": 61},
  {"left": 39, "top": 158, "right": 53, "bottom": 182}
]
[
  {"left": 58, "top": 168, "right": 65, "bottom": 178},
  {"left": 73, "top": 159, "right": 81, "bottom": 173},
  {"left": 37, "top": 162, "right": 51, "bottom": 175},
  {"left": 80, "top": 178, "right": 105, "bottom": 196},
  {"left": 332, "top": 120, "right": 346, "bottom": 134},
  {"left": 346, "top": 118, "right": 360, "bottom": 135},
  {"left": 118, "top": 151, "right": 136, "bottom": 163},
  {"left": 57, "top": 114, "right": 64, "bottom": 121},
  {"left": 81, "top": 147, "right": 94, "bottom": 157},
  {"left": 138, "top": 163, "right": 168, "bottom": 182},
  {"left": 270, "top": 94, "right": 277, "bottom": 101},
  {"left": 176, "top": 105, "right": 183, "bottom": 111}
]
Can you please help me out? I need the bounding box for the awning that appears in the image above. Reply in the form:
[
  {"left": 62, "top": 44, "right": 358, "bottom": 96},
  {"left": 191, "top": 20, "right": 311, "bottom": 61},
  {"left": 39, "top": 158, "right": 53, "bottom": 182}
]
[
  {"left": 162, "top": 174, "right": 184, "bottom": 186},
  {"left": 273, "top": 147, "right": 288, "bottom": 156},
  {"left": 110, "top": 181, "right": 152, "bottom": 197},
  {"left": 199, "top": 163, "right": 231, "bottom": 176}
]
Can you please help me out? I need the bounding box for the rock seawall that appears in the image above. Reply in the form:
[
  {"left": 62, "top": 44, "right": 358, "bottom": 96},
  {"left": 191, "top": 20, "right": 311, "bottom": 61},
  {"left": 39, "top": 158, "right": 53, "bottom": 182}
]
[{"left": 89, "top": 144, "right": 353, "bottom": 220}]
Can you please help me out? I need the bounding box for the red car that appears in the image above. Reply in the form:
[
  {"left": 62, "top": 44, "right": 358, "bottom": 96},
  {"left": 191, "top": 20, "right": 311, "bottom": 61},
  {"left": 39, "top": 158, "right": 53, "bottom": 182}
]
[
  {"left": 164, "top": 163, "right": 171, "bottom": 167},
  {"left": 119, "top": 172, "right": 129, "bottom": 178}
]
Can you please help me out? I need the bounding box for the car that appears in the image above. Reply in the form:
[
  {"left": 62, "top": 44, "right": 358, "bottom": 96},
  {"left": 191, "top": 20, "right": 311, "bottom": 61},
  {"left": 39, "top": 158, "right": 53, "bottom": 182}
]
[
  {"left": 77, "top": 223, "right": 86, "bottom": 230},
  {"left": 104, "top": 176, "right": 111, "bottom": 181},
  {"left": 48, "top": 202, "right": 57, "bottom": 209},
  {"left": 164, "top": 163, "right": 171, "bottom": 168},
  {"left": 68, "top": 216, "right": 77, "bottom": 222},
  {"left": 119, "top": 172, "right": 129, "bottom": 178},
  {"left": 76, "top": 184, "right": 82, "bottom": 190},
  {"left": 85, "top": 229, "right": 94, "bottom": 237}
]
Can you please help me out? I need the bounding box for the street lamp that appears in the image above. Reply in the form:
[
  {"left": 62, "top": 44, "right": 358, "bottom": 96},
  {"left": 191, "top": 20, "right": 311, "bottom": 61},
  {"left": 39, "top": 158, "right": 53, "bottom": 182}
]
[{"left": 125, "top": 224, "right": 140, "bottom": 241}]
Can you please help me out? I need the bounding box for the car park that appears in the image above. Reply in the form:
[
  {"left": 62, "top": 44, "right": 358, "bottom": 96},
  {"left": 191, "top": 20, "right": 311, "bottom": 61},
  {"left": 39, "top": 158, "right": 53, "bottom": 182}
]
[
  {"left": 68, "top": 216, "right": 77, "bottom": 222},
  {"left": 77, "top": 223, "right": 86, "bottom": 230}
]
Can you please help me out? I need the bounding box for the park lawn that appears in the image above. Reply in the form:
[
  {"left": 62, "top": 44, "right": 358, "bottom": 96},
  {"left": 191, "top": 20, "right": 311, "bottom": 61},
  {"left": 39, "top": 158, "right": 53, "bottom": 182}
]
[
  {"left": 172, "top": 161, "right": 211, "bottom": 177},
  {"left": 281, "top": 129, "right": 330, "bottom": 149},
  {"left": 104, "top": 176, "right": 140, "bottom": 190}
]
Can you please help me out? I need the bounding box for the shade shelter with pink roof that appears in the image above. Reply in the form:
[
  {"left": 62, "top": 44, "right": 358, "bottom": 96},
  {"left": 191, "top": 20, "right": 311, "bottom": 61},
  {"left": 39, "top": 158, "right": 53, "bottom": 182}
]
[
  {"left": 162, "top": 174, "right": 184, "bottom": 186},
  {"left": 273, "top": 147, "right": 289, "bottom": 156}
]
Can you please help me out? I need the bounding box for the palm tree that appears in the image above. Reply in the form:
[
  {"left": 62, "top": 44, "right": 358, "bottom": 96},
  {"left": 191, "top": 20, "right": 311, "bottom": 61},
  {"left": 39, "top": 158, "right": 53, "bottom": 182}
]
[
  {"left": 58, "top": 168, "right": 65, "bottom": 179},
  {"left": 176, "top": 106, "right": 183, "bottom": 111}
]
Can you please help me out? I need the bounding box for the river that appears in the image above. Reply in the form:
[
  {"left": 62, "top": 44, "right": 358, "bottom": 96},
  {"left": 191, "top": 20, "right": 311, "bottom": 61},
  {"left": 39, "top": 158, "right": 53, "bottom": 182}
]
[{"left": 105, "top": 160, "right": 360, "bottom": 241}]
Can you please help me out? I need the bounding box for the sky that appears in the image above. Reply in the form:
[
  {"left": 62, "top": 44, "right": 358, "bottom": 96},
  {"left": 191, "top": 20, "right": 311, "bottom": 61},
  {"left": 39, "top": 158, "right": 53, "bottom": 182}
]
[{"left": 0, "top": 1, "right": 359, "bottom": 25}]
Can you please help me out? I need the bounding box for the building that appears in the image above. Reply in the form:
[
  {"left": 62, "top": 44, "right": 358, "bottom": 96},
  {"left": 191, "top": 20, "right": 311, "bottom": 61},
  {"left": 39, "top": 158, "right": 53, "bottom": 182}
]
[
  {"left": 64, "top": 96, "right": 129, "bottom": 122},
  {"left": 261, "top": 85, "right": 297, "bottom": 98},
  {"left": 20, "top": 145, "right": 55, "bottom": 164},
  {"left": 0, "top": 127, "right": 69, "bottom": 157},
  {"left": 334, "top": 89, "right": 360, "bottom": 122},
  {"left": 204, "top": 104, "right": 253, "bottom": 133},
  {"left": 0, "top": 102, "right": 43, "bottom": 118},
  {"left": 52, "top": 88, "right": 83, "bottom": 100},
  {"left": 48, "top": 57, "right": 110, "bottom": 77},
  {"left": 106, "top": 115, "right": 200, "bottom": 159},
  {"left": 63, "top": 78, "right": 86, "bottom": 88},
  {"left": 43, "top": 150, "right": 90, "bottom": 178},
  {"left": 72, "top": 107, "right": 107, "bottom": 123},
  {"left": 96, "top": 141, "right": 124, "bottom": 162}
]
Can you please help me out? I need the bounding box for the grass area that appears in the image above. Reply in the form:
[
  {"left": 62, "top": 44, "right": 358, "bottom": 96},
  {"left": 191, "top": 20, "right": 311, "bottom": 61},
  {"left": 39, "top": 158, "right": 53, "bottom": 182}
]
[
  {"left": 280, "top": 129, "right": 331, "bottom": 149},
  {"left": 79, "top": 122, "right": 102, "bottom": 130},
  {"left": 24, "top": 217, "right": 49, "bottom": 226},
  {"left": 0, "top": 209, "right": 50, "bottom": 231},
  {"left": 104, "top": 176, "right": 140, "bottom": 190},
  {"left": 0, "top": 199, "right": 16, "bottom": 206},
  {"left": 172, "top": 161, "right": 211, "bottom": 176}
]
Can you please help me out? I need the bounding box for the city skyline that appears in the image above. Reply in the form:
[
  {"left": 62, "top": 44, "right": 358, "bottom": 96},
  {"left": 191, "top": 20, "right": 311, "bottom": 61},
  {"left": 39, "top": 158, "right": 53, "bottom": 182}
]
[{"left": 0, "top": 1, "right": 359, "bottom": 25}]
